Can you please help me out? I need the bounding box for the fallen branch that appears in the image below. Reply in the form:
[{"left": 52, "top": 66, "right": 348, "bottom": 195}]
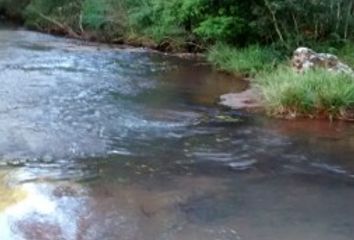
[{"left": 33, "top": 10, "right": 81, "bottom": 39}]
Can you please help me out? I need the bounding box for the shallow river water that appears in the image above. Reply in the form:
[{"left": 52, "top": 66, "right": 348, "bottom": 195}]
[{"left": 0, "top": 24, "right": 354, "bottom": 240}]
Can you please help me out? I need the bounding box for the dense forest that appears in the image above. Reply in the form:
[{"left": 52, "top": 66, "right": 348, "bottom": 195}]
[{"left": 1, "top": 0, "right": 354, "bottom": 51}]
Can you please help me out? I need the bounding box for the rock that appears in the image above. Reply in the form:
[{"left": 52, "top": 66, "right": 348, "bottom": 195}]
[
  {"left": 228, "top": 159, "right": 257, "bottom": 171},
  {"left": 219, "top": 88, "right": 262, "bottom": 110},
  {"left": 292, "top": 47, "right": 354, "bottom": 74}
]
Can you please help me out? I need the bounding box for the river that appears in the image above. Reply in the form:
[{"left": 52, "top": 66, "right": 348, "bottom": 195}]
[{"left": 0, "top": 24, "right": 354, "bottom": 240}]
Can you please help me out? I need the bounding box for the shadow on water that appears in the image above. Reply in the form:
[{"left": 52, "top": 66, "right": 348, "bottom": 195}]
[{"left": 0, "top": 24, "right": 353, "bottom": 240}]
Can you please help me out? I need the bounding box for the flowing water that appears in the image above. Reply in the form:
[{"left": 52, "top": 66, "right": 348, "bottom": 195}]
[{"left": 0, "top": 24, "right": 354, "bottom": 240}]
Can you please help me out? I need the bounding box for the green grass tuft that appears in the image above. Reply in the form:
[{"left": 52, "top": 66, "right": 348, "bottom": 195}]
[
  {"left": 257, "top": 67, "right": 354, "bottom": 119},
  {"left": 207, "top": 43, "right": 281, "bottom": 75}
]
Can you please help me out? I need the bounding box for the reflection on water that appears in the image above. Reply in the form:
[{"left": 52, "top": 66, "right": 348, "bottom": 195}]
[
  {"left": 0, "top": 173, "right": 84, "bottom": 240},
  {"left": 0, "top": 170, "right": 26, "bottom": 212},
  {"left": 0, "top": 24, "right": 353, "bottom": 240}
]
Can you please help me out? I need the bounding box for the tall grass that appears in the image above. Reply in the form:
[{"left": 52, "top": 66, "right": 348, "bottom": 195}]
[
  {"left": 207, "top": 43, "right": 280, "bottom": 75},
  {"left": 257, "top": 67, "right": 354, "bottom": 119}
]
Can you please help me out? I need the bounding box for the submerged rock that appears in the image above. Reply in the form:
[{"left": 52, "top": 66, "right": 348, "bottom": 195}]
[
  {"left": 292, "top": 47, "right": 354, "bottom": 74},
  {"left": 228, "top": 159, "right": 257, "bottom": 171},
  {"left": 219, "top": 88, "right": 262, "bottom": 110}
]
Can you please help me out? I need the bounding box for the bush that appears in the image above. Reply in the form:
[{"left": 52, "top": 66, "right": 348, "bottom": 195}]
[
  {"left": 193, "top": 16, "right": 244, "bottom": 42},
  {"left": 82, "top": 0, "right": 127, "bottom": 40},
  {"left": 257, "top": 67, "right": 354, "bottom": 119},
  {"left": 124, "top": 0, "right": 186, "bottom": 48},
  {"left": 82, "top": 0, "right": 108, "bottom": 30},
  {"left": 123, "top": 0, "right": 249, "bottom": 49}
]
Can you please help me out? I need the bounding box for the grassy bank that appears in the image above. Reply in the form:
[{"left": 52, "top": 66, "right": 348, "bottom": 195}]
[
  {"left": 257, "top": 67, "right": 354, "bottom": 120},
  {"left": 208, "top": 43, "right": 354, "bottom": 120}
]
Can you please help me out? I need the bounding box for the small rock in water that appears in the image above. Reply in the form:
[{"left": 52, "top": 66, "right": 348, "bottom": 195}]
[
  {"left": 6, "top": 158, "right": 27, "bottom": 166},
  {"left": 52, "top": 183, "right": 84, "bottom": 198},
  {"left": 215, "top": 115, "right": 242, "bottom": 123},
  {"left": 219, "top": 88, "right": 262, "bottom": 110},
  {"left": 228, "top": 159, "right": 257, "bottom": 170}
]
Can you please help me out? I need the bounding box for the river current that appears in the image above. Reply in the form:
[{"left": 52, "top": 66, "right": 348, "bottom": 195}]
[{"left": 0, "top": 24, "right": 353, "bottom": 240}]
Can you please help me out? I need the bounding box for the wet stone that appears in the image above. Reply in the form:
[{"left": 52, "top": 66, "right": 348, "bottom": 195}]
[{"left": 228, "top": 159, "right": 258, "bottom": 171}]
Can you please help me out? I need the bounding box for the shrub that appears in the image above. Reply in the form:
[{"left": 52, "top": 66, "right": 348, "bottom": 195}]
[
  {"left": 82, "top": 0, "right": 108, "bottom": 30},
  {"left": 82, "top": 0, "right": 127, "bottom": 40},
  {"left": 125, "top": 0, "right": 186, "bottom": 47},
  {"left": 193, "top": 16, "right": 244, "bottom": 42},
  {"left": 0, "top": 0, "right": 30, "bottom": 19}
]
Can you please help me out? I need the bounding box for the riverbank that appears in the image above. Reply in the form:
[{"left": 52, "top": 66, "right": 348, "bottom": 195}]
[
  {"left": 8, "top": 16, "right": 354, "bottom": 121},
  {"left": 2, "top": 0, "right": 354, "bottom": 121},
  {"left": 0, "top": 0, "right": 200, "bottom": 51},
  {"left": 212, "top": 43, "right": 354, "bottom": 121}
]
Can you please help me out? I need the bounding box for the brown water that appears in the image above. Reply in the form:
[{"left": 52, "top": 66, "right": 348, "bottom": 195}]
[{"left": 0, "top": 24, "right": 354, "bottom": 240}]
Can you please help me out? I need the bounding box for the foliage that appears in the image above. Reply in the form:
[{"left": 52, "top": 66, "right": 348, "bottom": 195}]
[
  {"left": 116, "top": 0, "right": 250, "bottom": 49},
  {"left": 1, "top": 0, "right": 354, "bottom": 51},
  {"left": 0, "top": 0, "right": 30, "bottom": 19},
  {"left": 82, "top": 0, "right": 108, "bottom": 30},
  {"left": 257, "top": 67, "right": 354, "bottom": 119},
  {"left": 193, "top": 16, "right": 243, "bottom": 42},
  {"left": 252, "top": 0, "right": 354, "bottom": 49},
  {"left": 24, "top": 0, "right": 82, "bottom": 32},
  {"left": 81, "top": 0, "right": 127, "bottom": 40},
  {"left": 335, "top": 42, "right": 354, "bottom": 67}
]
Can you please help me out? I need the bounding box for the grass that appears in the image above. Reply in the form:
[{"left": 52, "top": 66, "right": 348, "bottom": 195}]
[
  {"left": 336, "top": 42, "right": 354, "bottom": 67},
  {"left": 256, "top": 67, "right": 354, "bottom": 120},
  {"left": 207, "top": 43, "right": 281, "bottom": 75}
]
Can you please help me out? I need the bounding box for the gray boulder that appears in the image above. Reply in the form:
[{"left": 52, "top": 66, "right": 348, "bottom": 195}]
[{"left": 292, "top": 47, "right": 354, "bottom": 74}]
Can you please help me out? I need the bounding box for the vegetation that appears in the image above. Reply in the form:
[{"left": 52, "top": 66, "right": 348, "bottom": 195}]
[
  {"left": 207, "top": 43, "right": 281, "bottom": 75},
  {"left": 0, "top": 0, "right": 29, "bottom": 20},
  {"left": 0, "top": 0, "right": 353, "bottom": 50},
  {"left": 336, "top": 43, "right": 354, "bottom": 67},
  {"left": 257, "top": 67, "right": 354, "bottom": 120}
]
